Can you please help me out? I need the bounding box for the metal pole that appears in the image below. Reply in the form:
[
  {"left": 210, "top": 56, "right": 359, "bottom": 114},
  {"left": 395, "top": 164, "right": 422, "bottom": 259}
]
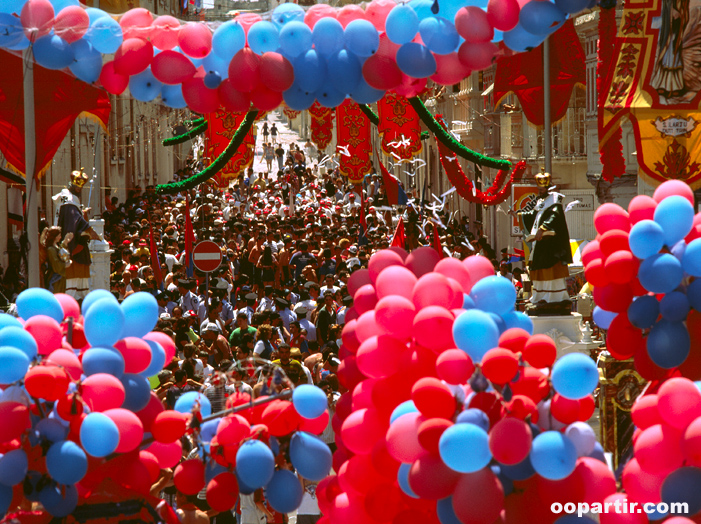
[
  {"left": 543, "top": 36, "right": 552, "bottom": 175},
  {"left": 205, "top": 271, "right": 210, "bottom": 319},
  {"left": 23, "top": 47, "right": 41, "bottom": 288}
]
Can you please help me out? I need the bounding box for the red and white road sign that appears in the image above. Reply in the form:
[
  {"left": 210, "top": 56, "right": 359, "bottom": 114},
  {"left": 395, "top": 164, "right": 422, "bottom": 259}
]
[{"left": 192, "top": 241, "right": 222, "bottom": 273}]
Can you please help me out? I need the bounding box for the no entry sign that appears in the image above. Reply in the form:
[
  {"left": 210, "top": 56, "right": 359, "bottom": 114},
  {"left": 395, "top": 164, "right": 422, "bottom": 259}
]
[{"left": 192, "top": 241, "right": 222, "bottom": 273}]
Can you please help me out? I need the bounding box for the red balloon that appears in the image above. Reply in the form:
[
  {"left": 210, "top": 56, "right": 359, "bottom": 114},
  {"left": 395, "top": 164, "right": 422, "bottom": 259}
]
[
  {"left": 365, "top": 483, "right": 403, "bottom": 522},
  {"left": 497, "top": 328, "right": 529, "bottom": 354},
  {"left": 178, "top": 22, "right": 212, "bottom": 59},
  {"left": 431, "top": 52, "right": 471, "bottom": 86},
  {"left": 413, "top": 273, "right": 455, "bottom": 310},
  {"left": 412, "top": 377, "right": 456, "bottom": 419},
  {"left": 365, "top": 0, "right": 394, "bottom": 30},
  {"left": 114, "top": 337, "right": 152, "bottom": 374},
  {"left": 505, "top": 395, "right": 539, "bottom": 423},
  {"left": 600, "top": 493, "right": 649, "bottom": 524},
  {"left": 352, "top": 378, "right": 377, "bottom": 411},
  {"left": 405, "top": 247, "right": 441, "bottom": 278},
  {"left": 621, "top": 458, "right": 665, "bottom": 505},
  {"left": 261, "top": 400, "right": 301, "bottom": 436},
  {"left": 369, "top": 250, "right": 405, "bottom": 283},
  {"left": 455, "top": 6, "right": 494, "bottom": 43},
  {"left": 217, "top": 414, "right": 250, "bottom": 445},
  {"left": 305, "top": 4, "right": 337, "bottom": 28},
  {"left": 458, "top": 41, "right": 498, "bottom": 71},
  {"left": 363, "top": 54, "right": 403, "bottom": 90},
  {"left": 452, "top": 468, "right": 504, "bottom": 524},
  {"left": 151, "top": 50, "right": 196, "bottom": 85},
  {"left": 375, "top": 265, "right": 417, "bottom": 300},
  {"left": 341, "top": 320, "right": 360, "bottom": 354},
  {"left": 463, "top": 255, "right": 496, "bottom": 284},
  {"left": 386, "top": 412, "right": 425, "bottom": 463},
  {"left": 299, "top": 409, "right": 329, "bottom": 435},
  {"left": 337, "top": 4, "right": 366, "bottom": 27},
  {"left": 136, "top": 392, "right": 165, "bottom": 433},
  {"left": 356, "top": 335, "right": 406, "bottom": 379},
  {"left": 99, "top": 62, "right": 128, "bottom": 95},
  {"left": 151, "top": 15, "right": 180, "bottom": 50},
  {"left": 581, "top": 240, "right": 603, "bottom": 266},
  {"left": 336, "top": 355, "right": 366, "bottom": 392},
  {"left": 20, "top": 0, "right": 54, "bottom": 41},
  {"left": 54, "top": 5, "right": 88, "bottom": 43},
  {"left": 487, "top": 0, "right": 519, "bottom": 31},
  {"left": 341, "top": 408, "right": 387, "bottom": 455},
  {"left": 634, "top": 423, "right": 684, "bottom": 475},
  {"left": 436, "top": 349, "right": 475, "bottom": 385},
  {"left": 594, "top": 203, "right": 631, "bottom": 234},
  {"left": 551, "top": 393, "right": 582, "bottom": 424},
  {"left": 510, "top": 367, "right": 549, "bottom": 403},
  {"left": 521, "top": 334, "right": 556, "bottom": 369},
  {"left": 0, "top": 402, "right": 30, "bottom": 443},
  {"left": 417, "top": 418, "right": 452, "bottom": 454},
  {"left": 375, "top": 295, "right": 415, "bottom": 339},
  {"left": 259, "top": 52, "right": 294, "bottom": 92},
  {"left": 152, "top": 411, "right": 188, "bottom": 443},
  {"left": 236, "top": 12, "right": 262, "bottom": 33},
  {"left": 599, "top": 230, "right": 630, "bottom": 258},
  {"left": 578, "top": 395, "right": 596, "bottom": 421},
  {"left": 119, "top": 7, "right": 153, "bottom": 40},
  {"left": 537, "top": 467, "right": 586, "bottom": 508},
  {"left": 481, "top": 347, "right": 519, "bottom": 384},
  {"left": 174, "top": 459, "right": 206, "bottom": 495},
  {"left": 584, "top": 258, "right": 610, "bottom": 287},
  {"left": 354, "top": 284, "right": 378, "bottom": 315},
  {"left": 250, "top": 85, "right": 283, "bottom": 112},
  {"left": 147, "top": 440, "right": 182, "bottom": 469},
  {"left": 56, "top": 393, "right": 84, "bottom": 422},
  {"left": 593, "top": 282, "right": 634, "bottom": 313},
  {"left": 81, "top": 373, "right": 125, "bottom": 412},
  {"left": 114, "top": 38, "right": 154, "bottom": 76},
  {"left": 347, "top": 268, "right": 372, "bottom": 297},
  {"left": 229, "top": 48, "right": 261, "bottom": 93},
  {"left": 628, "top": 195, "right": 657, "bottom": 225},
  {"left": 207, "top": 472, "right": 239, "bottom": 512},
  {"left": 24, "top": 366, "right": 68, "bottom": 401},
  {"left": 371, "top": 438, "right": 401, "bottom": 480},
  {"left": 104, "top": 408, "right": 144, "bottom": 453},
  {"left": 489, "top": 417, "right": 532, "bottom": 465},
  {"left": 339, "top": 453, "right": 385, "bottom": 494},
  {"left": 653, "top": 179, "right": 695, "bottom": 206},
  {"left": 605, "top": 250, "right": 639, "bottom": 284},
  {"left": 139, "top": 450, "right": 160, "bottom": 484},
  {"left": 468, "top": 392, "right": 504, "bottom": 428},
  {"left": 631, "top": 395, "right": 662, "bottom": 430},
  {"left": 574, "top": 457, "right": 617, "bottom": 505},
  {"left": 606, "top": 313, "right": 644, "bottom": 360},
  {"left": 409, "top": 452, "right": 462, "bottom": 499},
  {"left": 183, "top": 75, "right": 221, "bottom": 114},
  {"left": 412, "top": 306, "right": 454, "bottom": 352},
  {"left": 47, "top": 348, "right": 82, "bottom": 381},
  {"left": 683, "top": 416, "right": 701, "bottom": 467},
  {"left": 143, "top": 332, "right": 176, "bottom": 363},
  {"left": 658, "top": 377, "right": 701, "bottom": 430}
]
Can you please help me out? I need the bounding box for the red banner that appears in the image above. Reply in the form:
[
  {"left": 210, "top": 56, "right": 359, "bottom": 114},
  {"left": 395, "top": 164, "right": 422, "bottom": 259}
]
[
  {"left": 282, "top": 105, "right": 300, "bottom": 120},
  {"left": 337, "top": 100, "right": 372, "bottom": 185},
  {"left": 309, "top": 102, "right": 334, "bottom": 151},
  {"left": 207, "top": 110, "right": 255, "bottom": 188},
  {"left": 377, "top": 92, "right": 422, "bottom": 160}
]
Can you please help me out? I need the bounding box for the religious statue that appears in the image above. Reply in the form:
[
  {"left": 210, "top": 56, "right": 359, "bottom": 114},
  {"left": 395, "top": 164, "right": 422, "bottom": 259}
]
[
  {"left": 51, "top": 169, "right": 102, "bottom": 300},
  {"left": 512, "top": 170, "right": 573, "bottom": 314},
  {"left": 650, "top": 0, "right": 690, "bottom": 100}
]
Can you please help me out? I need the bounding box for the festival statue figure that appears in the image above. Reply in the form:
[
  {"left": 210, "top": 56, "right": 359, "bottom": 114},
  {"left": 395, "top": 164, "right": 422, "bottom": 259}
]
[
  {"left": 512, "top": 170, "right": 573, "bottom": 314},
  {"left": 51, "top": 169, "right": 103, "bottom": 300},
  {"left": 650, "top": 0, "right": 690, "bottom": 100}
]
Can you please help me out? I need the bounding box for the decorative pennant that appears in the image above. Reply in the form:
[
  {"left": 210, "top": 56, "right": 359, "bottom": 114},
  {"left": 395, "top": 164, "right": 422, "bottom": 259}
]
[
  {"left": 309, "top": 102, "right": 334, "bottom": 151},
  {"left": 336, "top": 99, "right": 372, "bottom": 185},
  {"left": 206, "top": 110, "right": 255, "bottom": 187},
  {"left": 377, "top": 92, "right": 422, "bottom": 160}
]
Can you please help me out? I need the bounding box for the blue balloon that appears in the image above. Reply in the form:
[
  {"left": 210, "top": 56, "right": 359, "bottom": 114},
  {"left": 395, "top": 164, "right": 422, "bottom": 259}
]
[
  {"left": 398, "top": 462, "right": 419, "bottom": 498},
  {"left": 419, "top": 16, "right": 459, "bottom": 55},
  {"left": 205, "top": 459, "right": 227, "bottom": 483},
  {"left": 203, "top": 51, "right": 229, "bottom": 80},
  {"left": 462, "top": 294, "right": 476, "bottom": 309},
  {"left": 36, "top": 418, "right": 68, "bottom": 443},
  {"left": 290, "top": 432, "right": 332, "bottom": 481},
  {"left": 69, "top": 39, "right": 102, "bottom": 83},
  {"left": 647, "top": 320, "right": 690, "bottom": 369},
  {"left": 272, "top": 2, "right": 305, "bottom": 26},
  {"left": 0, "top": 483, "right": 11, "bottom": 517},
  {"left": 519, "top": 1, "right": 566, "bottom": 36},
  {"left": 488, "top": 312, "right": 507, "bottom": 334},
  {"left": 292, "top": 384, "right": 327, "bottom": 419},
  {"left": 531, "top": 431, "right": 577, "bottom": 480},
  {"left": 555, "top": 516, "right": 597, "bottom": 524},
  {"left": 439, "top": 423, "right": 491, "bottom": 473},
  {"left": 456, "top": 408, "right": 490, "bottom": 431},
  {"left": 639, "top": 253, "right": 684, "bottom": 294},
  {"left": 0, "top": 0, "right": 27, "bottom": 14},
  {"left": 500, "top": 455, "right": 536, "bottom": 480},
  {"left": 248, "top": 21, "right": 280, "bottom": 55},
  {"left": 161, "top": 84, "right": 187, "bottom": 109},
  {"left": 592, "top": 306, "right": 617, "bottom": 329},
  {"left": 491, "top": 465, "right": 514, "bottom": 496},
  {"left": 82, "top": 347, "right": 125, "bottom": 378},
  {"left": 312, "top": 17, "right": 344, "bottom": 57},
  {"left": 551, "top": 353, "right": 598, "bottom": 400},
  {"left": 87, "top": 15, "right": 123, "bottom": 54},
  {"left": 0, "top": 13, "right": 26, "bottom": 48},
  {"left": 655, "top": 195, "right": 694, "bottom": 247},
  {"left": 212, "top": 20, "right": 245, "bottom": 60},
  {"left": 386, "top": 4, "right": 420, "bottom": 44},
  {"left": 689, "top": 279, "right": 701, "bottom": 312},
  {"left": 502, "top": 310, "right": 534, "bottom": 333},
  {"left": 141, "top": 340, "right": 166, "bottom": 378},
  {"left": 437, "top": 496, "right": 462, "bottom": 524},
  {"left": 0, "top": 326, "right": 38, "bottom": 360},
  {"left": 46, "top": 440, "right": 87, "bottom": 485},
  {"left": 50, "top": 0, "right": 78, "bottom": 10},
  {"left": 85, "top": 7, "right": 109, "bottom": 24},
  {"left": 471, "top": 276, "right": 517, "bottom": 316},
  {"left": 390, "top": 400, "right": 418, "bottom": 423},
  {"left": 350, "top": 78, "right": 385, "bottom": 104},
  {"left": 293, "top": 50, "right": 326, "bottom": 93},
  {"left": 409, "top": 0, "right": 441, "bottom": 19},
  {"left": 80, "top": 412, "right": 119, "bottom": 457},
  {"left": 659, "top": 291, "right": 689, "bottom": 322},
  {"left": 327, "top": 49, "right": 361, "bottom": 94},
  {"left": 588, "top": 441, "right": 607, "bottom": 463},
  {"left": 16, "top": 287, "right": 64, "bottom": 322},
  {"left": 344, "top": 19, "right": 379, "bottom": 57},
  {"left": 453, "top": 309, "right": 500, "bottom": 362},
  {"left": 683, "top": 238, "right": 701, "bottom": 277},
  {"left": 174, "top": 391, "right": 212, "bottom": 417},
  {"left": 0, "top": 449, "right": 28, "bottom": 487},
  {"left": 129, "top": 67, "right": 162, "bottom": 102},
  {"left": 0, "top": 346, "right": 30, "bottom": 385},
  {"left": 33, "top": 34, "right": 74, "bottom": 70},
  {"left": 503, "top": 22, "right": 546, "bottom": 52},
  {"left": 627, "top": 296, "right": 659, "bottom": 329},
  {"left": 81, "top": 289, "right": 117, "bottom": 316},
  {"left": 671, "top": 239, "right": 687, "bottom": 262},
  {"left": 40, "top": 482, "right": 78, "bottom": 517},
  {"left": 283, "top": 84, "right": 316, "bottom": 110},
  {"left": 661, "top": 466, "right": 701, "bottom": 516},
  {"left": 397, "top": 42, "right": 437, "bottom": 78},
  {"left": 201, "top": 418, "right": 221, "bottom": 444},
  {"left": 0, "top": 314, "right": 22, "bottom": 330},
  {"left": 236, "top": 440, "right": 275, "bottom": 489},
  {"left": 84, "top": 298, "right": 124, "bottom": 347},
  {"left": 279, "top": 21, "right": 312, "bottom": 58},
  {"left": 121, "top": 292, "right": 158, "bottom": 338},
  {"left": 120, "top": 373, "right": 151, "bottom": 412},
  {"left": 438, "top": 0, "right": 473, "bottom": 20},
  {"left": 629, "top": 219, "right": 665, "bottom": 259},
  {"left": 315, "top": 85, "right": 346, "bottom": 108}
]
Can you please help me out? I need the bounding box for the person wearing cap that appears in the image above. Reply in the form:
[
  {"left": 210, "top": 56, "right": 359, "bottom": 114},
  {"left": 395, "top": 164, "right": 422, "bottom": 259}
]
[
  {"left": 294, "top": 306, "right": 316, "bottom": 343},
  {"left": 256, "top": 285, "right": 275, "bottom": 312},
  {"left": 237, "top": 292, "right": 257, "bottom": 324},
  {"left": 177, "top": 279, "right": 200, "bottom": 312},
  {"left": 274, "top": 296, "right": 296, "bottom": 332},
  {"left": 199, "top": 322, "right": 232, "bottom": 366}
]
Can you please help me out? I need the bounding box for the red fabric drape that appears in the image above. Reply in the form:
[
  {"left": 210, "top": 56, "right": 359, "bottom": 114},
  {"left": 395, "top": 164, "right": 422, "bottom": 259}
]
[
  {"left": 0, "top": 50, "right": 111, "bottom": 178},
  {"left": 336, "top": 100, "right": 372, "bottom": 185},
  {"left": 377, "top": 92, "right": 422, "bottom": 160},
  {"left": 309, "top": 102, "right": 334, "bottom": 151},
  {"left": 207, "top": 110, "right": 255, "bottom": 187},
  {"left": 493, "top": 20, "right": 585, "bottom": 127},
  {"left": 391, "top": 220, "right": 406, "bottom": 248}
]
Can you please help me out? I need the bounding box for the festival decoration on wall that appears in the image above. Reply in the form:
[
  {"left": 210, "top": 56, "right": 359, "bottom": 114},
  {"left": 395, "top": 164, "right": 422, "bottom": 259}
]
[
  {"left": 309, "top": 102, "right": 335, "bottom": 152},
  {"left": 162, "top": 117, "right": 207, "bottom": 146},
  {"left": 337, "top": 99, "right": 372, "bottom": 184},
  {"left": 377, "top": 92, "right": 422, "bottom": 160},
  {"left": 206, "top": 110, "right": 255, "bottom": 188},
  {"left": 600, "top": 0, "right": 701, "bottom": 188}
]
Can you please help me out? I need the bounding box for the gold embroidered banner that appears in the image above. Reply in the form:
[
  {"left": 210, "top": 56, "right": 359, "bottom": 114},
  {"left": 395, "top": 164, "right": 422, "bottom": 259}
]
[
  {"left": 377, "top": 92, "right": 422, "bottom": 160},
  {"left": 207, "top": 111, "right": 255, "bottom": 187},
  {"left": 337, "top": 99, "right": 372, "bottom": 185}
]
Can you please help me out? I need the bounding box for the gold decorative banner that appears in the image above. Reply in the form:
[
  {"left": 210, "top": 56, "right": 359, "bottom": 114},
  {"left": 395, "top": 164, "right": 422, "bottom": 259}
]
[
  {"left": 336, "top": 99, "right": 372, "bottom": 185},
  {"left": 377, "top": 92, "right": 422, "bottom": 160}
]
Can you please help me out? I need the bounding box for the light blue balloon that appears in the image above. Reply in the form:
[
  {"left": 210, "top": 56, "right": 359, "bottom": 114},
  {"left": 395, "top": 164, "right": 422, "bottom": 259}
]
[
  {"left": 0, "top": 13, "right": 26, "bottom": 48},
  {"left": 248, "top": 21, "right": 280, "bottom": 55},
  {"left": 386, "top": 4, "right": 420, "bottom": 44},
  {"left": 390, "top": 400, "right": 417, "bottom": 423},
  {"left": 39, "top": 482, "right": 78, "bottom": 518},
  {"left": 0, "top": 314, "right": 22, "bottom": 330},
  {"left": 408, "top": 0, "right": 437, "bottom": 20},
  {"left": 397, "top": 42, "right": 437, "bottom": 78},
  {"left": 84, "top": 298, "right": 125, "bottom": 347},
  {"left": 0, "top": 346, "right": 30, "bottom": 384},
  {"left": 437, "top": 496, "right": 462, "bottom": 524},
  {"left": 175, "top": 391, "right": 212, "bottom": 417},
  {"left": 16, "top": 287, "right": 64, "bottom": 322},
  {"left": 293, "top": 50, "right": 326, "bottom": 93},
  {"left": 647, "top": 320, "right": 690, "bottom": 369},
  {"left": 0, "top": 326, "right": 38, "bottom": 360},
  {"left": 456, "top": 408, "right": 490, "bottom": 431},
  {"left": 50, "top": 0, "right": 78, "bottom": 11},
  {"left": 236, "top": 440, "right": 275, "bottom": 489},
  {"left": 419, "top": 16, "right": 459, "bottom": 55},
  {"left": 0, "top": 0, "right": 27, "bottom": 15},
  {"left": 81, "top": 289, "right": 117, "bottom": 316},
  {"left": 161, "top": 84, "right": 187, "bottom": 108},
  {"left": 283, "top": 84, "right": 316, "bottom": 110},
  {"left": 629, "top": 219, "right": 665, "bottom": 259},
  {"left": 292, "top": 384, "right": 327, "bottom": 419},
  {"left": 129, "top": 67, "right": 162, "bottom": 102},
  {"left": 683, "top": 238, "right": 701, "bottom": 276},
  {"left": 327, "top": 49, "right": 361, "bottom": 94},
  {"left": 501, "top": 310, "right": 534, "bottom": 333},
  {"left": 398, "top": 463, "right": 418, "bottom": 498},
  {"left": 519, "top": 1, "right": 566, "bottom": 36},
  {"left": 315, "top": 85, "right": 346, "bottom": 108},
  {"left": 344, "top": 19, "right": 379, "bottom": 57},
  {"left": 212, "top": 20, "right": 245, "bottom": 60},
  {"left": 453, "top": 309, "right": 500, "bottom": 362},
  {"left": 503, "top": 22, "right": 547, "bottom": 52},
  {"left": 121, "top": 292, "right": 158, "bottom": 338},
  {"left": 69, "top": 39, "right": 102, "bottom": 83},
  {"left": 438, "top": 0, "right": 473, "bottom": 19},
  {"left": 202, "top": 51, "right": 229, "bottom": 80},
  {"left": 638, "top": 253, "right": 684, "bottom": 294},
  {"left": 531, "top": 431, "right": 577, "bottom": 480},
  {"left": 350, "top": 79, "right": 385, "bottom": 104},
  {"left": 272, "top": 2, "right": 305, "bottom": 27},
  {"left": 312, "top": 17, "right": 344, "bottom": 57},
  {"left": 290, "top": 432, "right": 332, "bottom": 481},
  {"left": 0, "top": 449, "right": 28, "bottom": 487},
  {"left": 80, "top": 413, "right": 120, "bottom": 457},
  {"left": 88, "top": 16, "right": 123, "bottom": 54},
  {"left": 551, "top": 352, "right": 598, "bottom": 400},
  {"left": 471, "top": 275, "right": 517, "bottom": 315},
  {"left": 439, "top": 423, "right": 491, "bottom": 473},
  {"left": 654, "top": 195, "right": 694, "bottom": 247},
  {"left": 82, "top": 347, "right": 125, "bottom": 378},
  {"left": 141, "top": 340, "right": 166, "bottom": 378},
  {"left": 592, "top": 306, "right": 617, "bottom": 329},
  {"left": 46, "top": 440, "right": 87, "bottom": 485},
  {"left": 279, "top": 21, "right": 312, "bottom": 58},
  {"left": 85, "top": 7, "right": 109, "bottom": 24}
]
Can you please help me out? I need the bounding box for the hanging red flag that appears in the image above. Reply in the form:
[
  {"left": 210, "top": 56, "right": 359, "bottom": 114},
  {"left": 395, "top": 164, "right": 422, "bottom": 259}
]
[
  {"left": 337, "top": 99, "right": 372, "bottom": 185},
  {"left": 431, "top": 223, "right": 444, "bottom": 259},
  {"left": 206, "top": 110, "right": 255, "bottom": 188},
  {"left": 391, "top": 219, "right": 406, "bottom": 248},
  {"left": 309, "top": 102, "right": 334, "bottom": 151},
  {"left": 377, "top": 92, "right": 422, "bottom": 160}
]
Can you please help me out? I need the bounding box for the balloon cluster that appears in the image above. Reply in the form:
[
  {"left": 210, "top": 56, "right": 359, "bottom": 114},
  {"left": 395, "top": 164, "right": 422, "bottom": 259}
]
[
  {"left": 584, "top": 179, "right": 701, "bottom": 382},
  {"left": 0, "top": 287, "right": 331, "bottom": 519},
  {"left": 0, "top": 0, "right": 594, "bottom": 113},
  {"left": 321, "top": 247, "right": 609, "bottom": 524}
]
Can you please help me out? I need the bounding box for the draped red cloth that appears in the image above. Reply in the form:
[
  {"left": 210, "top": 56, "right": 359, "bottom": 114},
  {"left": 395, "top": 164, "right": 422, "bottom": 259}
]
[
  {"left": 0, "top": 50, "right": 111, "bottom": 179},
  {"left": 308, "top": 102, "right": 334, "bottom": 151},
  {"left": 493, "top": 19, "right": 585, "bottom": 127},
  {"left": 207, "top": 110, "right": 255, "bottom": 187},
  {"left": 377, "top": 92, "right": 422, "bottom": 160},
  {"left": 336, "top": 99, "right": 372, "bottom": 185}
]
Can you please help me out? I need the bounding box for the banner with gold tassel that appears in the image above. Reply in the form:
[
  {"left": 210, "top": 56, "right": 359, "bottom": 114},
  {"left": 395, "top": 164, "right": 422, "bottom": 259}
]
[
  {"left": 309, "top": 102, "right": 334, "bottom": 151},
  {"left": 337, "top": 99, "right": 372, "bottom": 185},
  {"left": 377, "top": 92, "right": 422, "bottom": 160},
  {"left": 206, "top": 110, "right": 255, "bottom": 187}
]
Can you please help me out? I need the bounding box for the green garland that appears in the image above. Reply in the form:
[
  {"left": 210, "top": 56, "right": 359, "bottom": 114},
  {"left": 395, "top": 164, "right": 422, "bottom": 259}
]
[
  {"left": 162, "top": 119, "right": 209, "bottom": 146},
  {"left": 421, "top": 131, "right": 429, "bottom": 140},
  {"left": 156, "top": 110, "right": 259, "bottom": 195},
  {"left": 407, "top": 97, "right": 512, "bottom": 171},
  {"left": 357, "top": 103, "right": 380, "bottom": 126},
  {"left": 185, "top": 118, "right": 205, "bottom": 126}
]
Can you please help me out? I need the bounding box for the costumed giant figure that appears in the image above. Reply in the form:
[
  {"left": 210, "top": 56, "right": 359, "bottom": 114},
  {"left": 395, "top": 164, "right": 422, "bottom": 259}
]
[{"left": 52, "top": 169, "right": 102, "bottom": 300}]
